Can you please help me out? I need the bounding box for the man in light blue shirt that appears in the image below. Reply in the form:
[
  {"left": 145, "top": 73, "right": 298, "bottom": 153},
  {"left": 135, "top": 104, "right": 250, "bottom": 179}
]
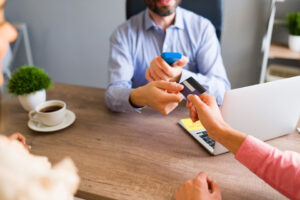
[{"left": 106, "top": 0, "right": 230, "bottom": 114}]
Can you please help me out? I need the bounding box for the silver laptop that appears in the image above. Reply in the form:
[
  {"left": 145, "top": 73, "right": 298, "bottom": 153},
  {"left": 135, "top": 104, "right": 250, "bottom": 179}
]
[{"left": 180, "top": 76, "right": 300, "bottom": 155}]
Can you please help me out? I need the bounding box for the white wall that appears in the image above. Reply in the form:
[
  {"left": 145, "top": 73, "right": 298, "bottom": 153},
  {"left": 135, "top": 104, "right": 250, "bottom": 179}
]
[
  {"left": 5, "top": 0, "right": 298, "bottom": 89},
  {"left": 221, "top": 0, "right": 268, "bottom": 87},
  {"left": 6, "top": 0, "right": 125, "bottom": 88}
]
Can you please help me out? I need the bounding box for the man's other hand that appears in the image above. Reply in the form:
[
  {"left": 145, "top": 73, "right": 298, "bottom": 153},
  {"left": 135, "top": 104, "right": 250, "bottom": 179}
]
[
  {"left": 174, "top": 172, "right": 222, "bottom": 200},
  {"left": 130, "top": 81, "right": 184, "bottom": 115},
  {"left": 146, "top": 55, "right": 189, "bottom": 83}
]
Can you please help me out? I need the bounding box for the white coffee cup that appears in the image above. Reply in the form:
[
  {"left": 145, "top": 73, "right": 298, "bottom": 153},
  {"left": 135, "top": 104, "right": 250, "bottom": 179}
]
[{"left": 29, "top": 100, "right": 66, "bottom": 126}]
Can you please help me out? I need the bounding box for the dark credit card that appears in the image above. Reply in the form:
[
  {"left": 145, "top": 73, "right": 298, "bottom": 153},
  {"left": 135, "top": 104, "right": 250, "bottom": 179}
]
[{"left": 181, "top": 77, "right": 206, "bottom": 98}]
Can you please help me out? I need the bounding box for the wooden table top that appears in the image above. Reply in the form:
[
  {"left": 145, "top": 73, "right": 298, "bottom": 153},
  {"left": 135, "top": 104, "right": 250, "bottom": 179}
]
[{"left": 1, "top": 83, "right": 299, "bottom": 200}]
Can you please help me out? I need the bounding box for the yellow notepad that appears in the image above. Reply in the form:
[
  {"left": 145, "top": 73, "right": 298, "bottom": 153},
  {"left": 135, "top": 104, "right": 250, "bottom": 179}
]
[{"left": 179, "top": 118, "right": 205, "bottom": 132}]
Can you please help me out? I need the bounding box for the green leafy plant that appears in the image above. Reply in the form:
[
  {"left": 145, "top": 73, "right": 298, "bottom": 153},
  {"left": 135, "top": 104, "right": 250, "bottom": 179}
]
[
  {"left": 8, "top": 66, "right": 52, "bottom": 95},
  {"left": 287, "top": 12, "right": 300, "bottom": 36}
]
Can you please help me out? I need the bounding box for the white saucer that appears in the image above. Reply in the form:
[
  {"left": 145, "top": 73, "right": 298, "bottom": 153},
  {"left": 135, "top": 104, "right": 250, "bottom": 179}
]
[{"left": 28, "top": 110, "right": 76, "bottom": 132}]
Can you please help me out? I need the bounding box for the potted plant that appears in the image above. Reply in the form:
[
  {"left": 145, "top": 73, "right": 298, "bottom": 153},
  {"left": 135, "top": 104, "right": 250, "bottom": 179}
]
[
  {"left": 287, "top": 12, "right": 300, "bottom": 52},
  {"left": 8, "top": 66, "right": 52, "bottom": 111}
]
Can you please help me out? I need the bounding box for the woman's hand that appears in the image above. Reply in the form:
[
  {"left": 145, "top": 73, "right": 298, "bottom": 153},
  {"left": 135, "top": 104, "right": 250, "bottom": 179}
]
[
  {"left": 8, "top": 133, "right": 31, "bottom": 151},
  {"left": 186, "top": 94, "right": 229, "bottom": 141},
  {"left": 186, "top": 94, "right": 247, "bottom": 154}
]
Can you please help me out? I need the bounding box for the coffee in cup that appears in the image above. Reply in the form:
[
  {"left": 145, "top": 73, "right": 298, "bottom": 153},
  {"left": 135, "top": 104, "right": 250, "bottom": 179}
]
[
  {"left": 40, "top": 105, "right": 63, "bottom": 113},
  {"left": 29, "top": 100, "right": 66, "bottom": 126}
]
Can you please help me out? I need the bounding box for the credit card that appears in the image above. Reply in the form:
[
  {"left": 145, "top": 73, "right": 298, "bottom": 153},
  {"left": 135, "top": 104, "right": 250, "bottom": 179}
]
[
  {"left": 161, "top": 52, "right": 182, "bottom": 65},
  {"left": 181, "top": 77, "right": 206, "bottom": 98}
]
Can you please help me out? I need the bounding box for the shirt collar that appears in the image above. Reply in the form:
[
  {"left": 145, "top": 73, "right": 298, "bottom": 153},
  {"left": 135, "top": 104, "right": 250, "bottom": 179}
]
[
  {"left": 174, "top": 7, "right": 184, "bottom": 29},
  {"left": 144, "top": 6, "right": 184, "bottom": 31},
  {"left": 144, "top": 8, "right": 157, "bottom": 30}
]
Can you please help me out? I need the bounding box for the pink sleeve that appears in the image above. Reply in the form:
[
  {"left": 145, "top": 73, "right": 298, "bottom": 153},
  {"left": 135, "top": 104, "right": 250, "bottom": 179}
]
[{"left": 235, "top": 135, "right": 300, "bottom": 200}]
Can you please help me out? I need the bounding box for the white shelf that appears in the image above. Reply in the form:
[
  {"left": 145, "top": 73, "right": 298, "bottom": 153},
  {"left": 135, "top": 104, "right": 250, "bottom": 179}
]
[{"left": 259, "top": 0, "right": 295, "bottom": 83}]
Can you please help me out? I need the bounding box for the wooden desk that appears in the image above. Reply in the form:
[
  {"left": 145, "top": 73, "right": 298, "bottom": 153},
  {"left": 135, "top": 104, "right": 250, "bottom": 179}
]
[{"left": 1, "top": 83, "right": 299, "bottom": 200}]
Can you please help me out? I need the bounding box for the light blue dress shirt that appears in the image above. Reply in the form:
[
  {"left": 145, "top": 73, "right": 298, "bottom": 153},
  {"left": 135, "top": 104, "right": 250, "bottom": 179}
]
[{"left": 106, "top": 7, "right": 231, "bottom": 112}]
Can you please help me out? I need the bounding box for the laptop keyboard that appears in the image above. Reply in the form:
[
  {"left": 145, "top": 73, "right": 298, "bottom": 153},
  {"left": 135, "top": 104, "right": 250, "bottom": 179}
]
[{"left": 197, "top": 131, "right": 215, "bottom": 148}]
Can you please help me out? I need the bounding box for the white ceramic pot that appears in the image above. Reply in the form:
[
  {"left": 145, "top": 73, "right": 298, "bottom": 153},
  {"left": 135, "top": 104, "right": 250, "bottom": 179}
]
[
  {"left": 288, "top": 35, "right": 300, "bottom": 52},
  {"left": 18, "top": 89, "right": 46, "bottom": 111}
]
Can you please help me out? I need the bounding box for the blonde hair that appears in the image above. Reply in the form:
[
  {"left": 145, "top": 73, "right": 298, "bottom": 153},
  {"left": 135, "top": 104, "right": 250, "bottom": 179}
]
[{"left": 0, "top": 136, "right": 79, "bottom": 200}]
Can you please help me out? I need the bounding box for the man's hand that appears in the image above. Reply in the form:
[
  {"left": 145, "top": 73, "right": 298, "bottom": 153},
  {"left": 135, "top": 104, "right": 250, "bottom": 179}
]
[
  {"left": 130, "top": 81, "right": 184, "bottom": 115},
  {"left": 174, "top": 172, "right": 222, "bottom": 200},
  {"left": 8, "top": 133, "right": 31, "bottom": 151},
  {"left": 145, "top": 55, "right": 189, "bottom": 83}
]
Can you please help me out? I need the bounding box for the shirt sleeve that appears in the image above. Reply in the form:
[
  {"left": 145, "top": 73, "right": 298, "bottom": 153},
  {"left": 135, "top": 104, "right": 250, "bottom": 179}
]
[
  {"left": 179, "top": 21, "right": 230, "bottom": 105},
  {"left": 105, "top": 27, "right": 143, "bottom": 113},
  {"left": 235, "top": 135, "right": 300, "bottom": 200}
]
